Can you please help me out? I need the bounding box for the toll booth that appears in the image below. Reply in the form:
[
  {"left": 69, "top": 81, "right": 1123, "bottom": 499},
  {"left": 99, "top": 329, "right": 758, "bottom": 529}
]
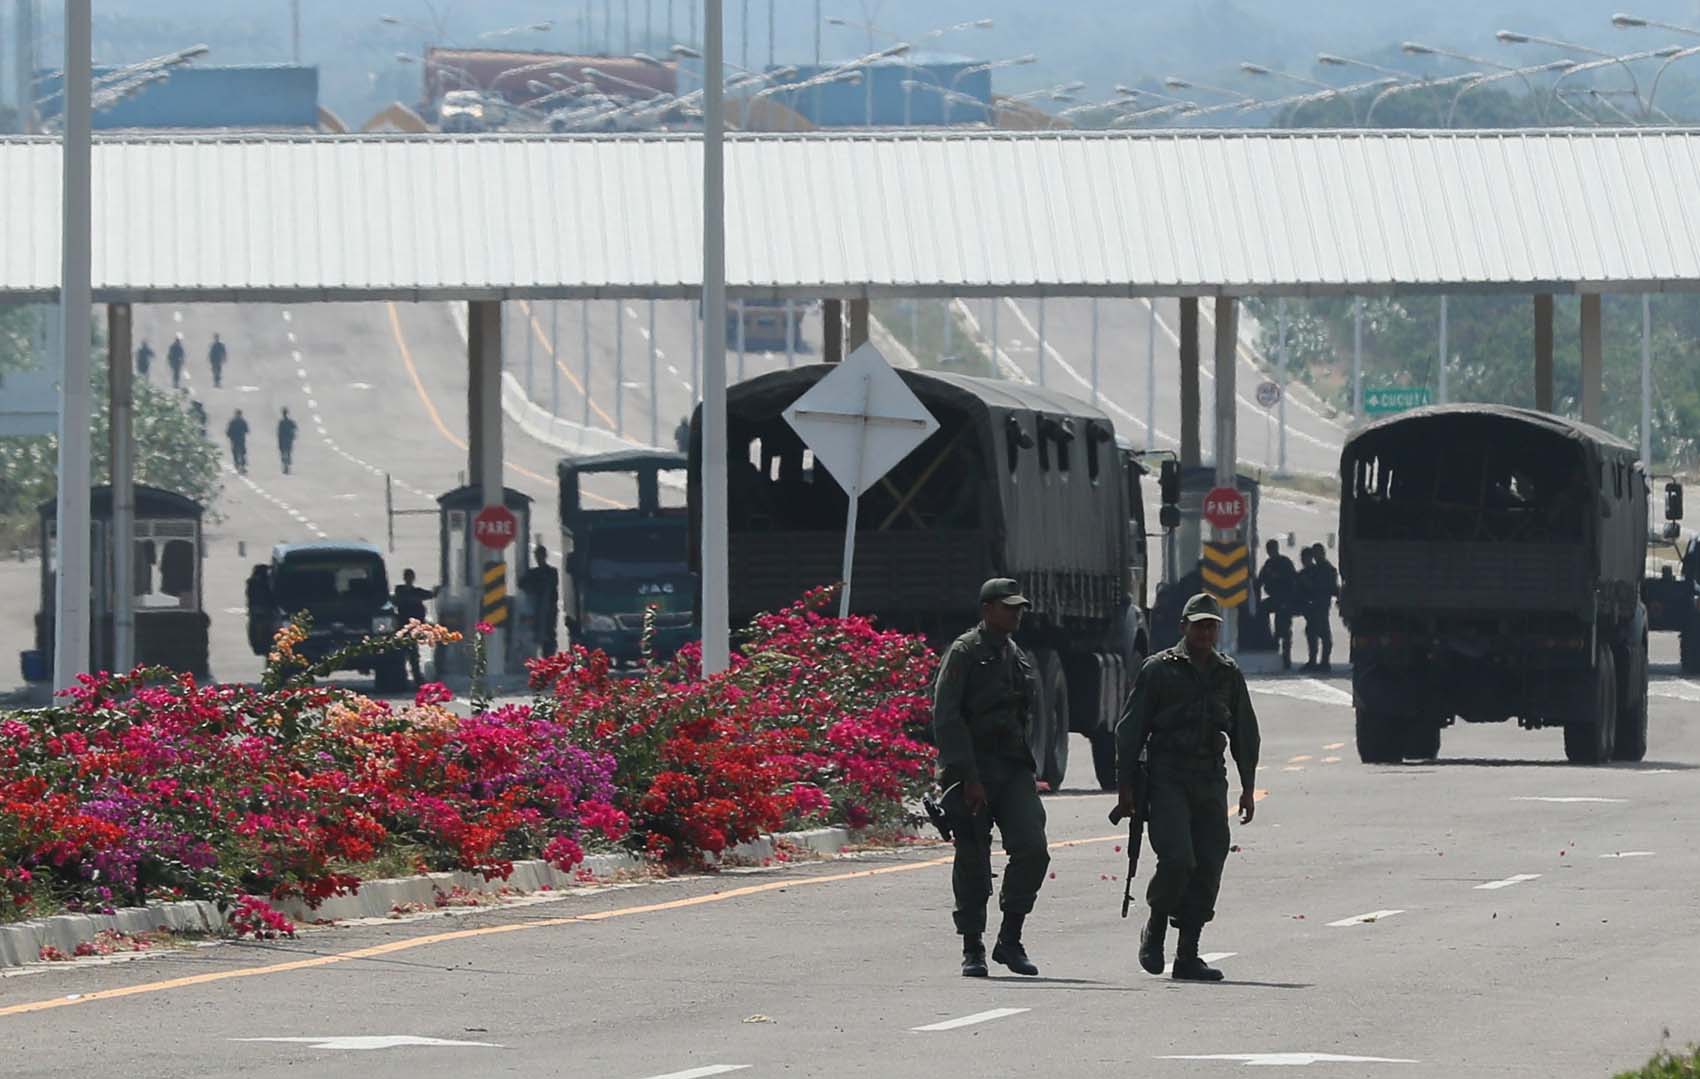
[
  {"left": 29, "top": 485, "right": 209, "bottom": 681},
  {"left": 1152, "top": 468, "right": 1270, "bottom": 653},
  {"left": 436, "top": 485, "right": 533, "bottom": 675}
]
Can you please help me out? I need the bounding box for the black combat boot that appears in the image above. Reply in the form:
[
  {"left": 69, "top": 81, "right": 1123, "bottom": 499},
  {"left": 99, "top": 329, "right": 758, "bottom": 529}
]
[
  {"left": 1170, "top": 924, "right": 1224, "bottom": 982},
  {"left": 1138, "top": 911, "right": 1167, "bottom": 975},
  {"left": 992, "top": 912, "right": 1039, "bottom": 975},
  {"left": 961, "top": 934, "right": 988, "bottom": 978}
]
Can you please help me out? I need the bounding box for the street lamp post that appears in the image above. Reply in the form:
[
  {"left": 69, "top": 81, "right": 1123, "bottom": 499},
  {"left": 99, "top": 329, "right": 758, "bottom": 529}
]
[
  {"left": 1497, "top": 29, "right": 1655, "bottom": 116},
  {"left": 702, "top": 0, "right": 730, "bottom": 675}
]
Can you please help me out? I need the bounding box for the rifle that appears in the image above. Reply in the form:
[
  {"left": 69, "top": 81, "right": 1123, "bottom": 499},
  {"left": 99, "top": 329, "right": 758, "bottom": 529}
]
[{"left": 1107, "top": 762, "right": 1148, "bottom": 918}]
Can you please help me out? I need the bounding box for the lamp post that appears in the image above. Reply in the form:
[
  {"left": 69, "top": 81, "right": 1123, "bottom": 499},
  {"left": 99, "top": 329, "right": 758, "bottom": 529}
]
[
  {"left": 1240, "top": 61, "right": 1359, "bottom": 121},
  {"left": 1446, "top": 59, "right": 1575, "bottom": 126},
  {"left": 1549, "top": 45, "right": 1684, "bottom": 120},
  {"left": 1497, "top": 28, "right": 1655, "bottom": 116}
]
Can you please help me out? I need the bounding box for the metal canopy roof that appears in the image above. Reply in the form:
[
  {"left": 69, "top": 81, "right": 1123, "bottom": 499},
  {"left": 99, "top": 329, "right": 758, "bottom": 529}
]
[{"left": 4, "top": 129, "right": 1700, "bottom": 303}]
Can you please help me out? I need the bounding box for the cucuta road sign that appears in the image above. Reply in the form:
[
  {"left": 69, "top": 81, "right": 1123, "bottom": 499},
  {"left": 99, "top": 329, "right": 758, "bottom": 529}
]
[{"left": 1363, "top": 387, "right": 1432, "bottom": 416}]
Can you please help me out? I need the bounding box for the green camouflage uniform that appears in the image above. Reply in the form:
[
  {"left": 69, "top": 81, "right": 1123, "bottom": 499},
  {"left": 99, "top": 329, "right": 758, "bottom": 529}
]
[
  {"left": 1116, "top": 641, "right": 1261, "bottom": 929},
  {"left": 931, "top": 622, "right": 1050, "bottom": 936}
]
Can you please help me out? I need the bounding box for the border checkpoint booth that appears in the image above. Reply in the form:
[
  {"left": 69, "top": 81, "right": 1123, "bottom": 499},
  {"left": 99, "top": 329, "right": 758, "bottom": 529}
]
[
  {"left": 28, "top": 485, "right": 209, "bottom": 682},
  {"left": 435, "top": 484, "right": 533, "bottom": 677}
]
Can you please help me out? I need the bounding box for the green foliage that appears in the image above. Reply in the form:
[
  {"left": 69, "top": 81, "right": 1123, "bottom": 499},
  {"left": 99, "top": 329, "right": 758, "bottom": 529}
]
[
  {"left": 1616, "top": 1041, "right": 1700, "bottom": 1078},
  {"left": 0, "top": 315, "right": 223, "bottom": 539}
]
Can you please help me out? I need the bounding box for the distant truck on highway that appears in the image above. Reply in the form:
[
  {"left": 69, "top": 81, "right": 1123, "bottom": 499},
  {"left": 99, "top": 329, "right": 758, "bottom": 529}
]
[
  {"left": 687, "top": 365, "right": 1154, "bottom": 791},
  {"left": 1338, "top": 405, "right": 1648, "bottom": 765},
  {"left": 245, "top": 541, "right": 409, "bottom": 692},
  {"left": 557, "top": 450, "right": 697, "bottom": 666}
]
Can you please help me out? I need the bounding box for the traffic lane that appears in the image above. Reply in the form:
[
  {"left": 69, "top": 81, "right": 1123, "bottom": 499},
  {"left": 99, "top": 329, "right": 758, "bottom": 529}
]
[{"left": 10, "top": 687, "right": 1694, "bottom": 1077}]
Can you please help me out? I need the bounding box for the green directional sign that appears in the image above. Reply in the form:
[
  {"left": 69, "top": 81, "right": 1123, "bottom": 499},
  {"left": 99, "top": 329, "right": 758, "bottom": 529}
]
[{"left": 1363, "top": 387, "right": 1433, "bottom": 415}]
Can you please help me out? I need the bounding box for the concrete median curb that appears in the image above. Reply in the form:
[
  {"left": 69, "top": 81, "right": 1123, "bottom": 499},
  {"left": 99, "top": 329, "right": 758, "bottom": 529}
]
[{"left": 0, "top": 825, "right": 899, "bottom": 969}]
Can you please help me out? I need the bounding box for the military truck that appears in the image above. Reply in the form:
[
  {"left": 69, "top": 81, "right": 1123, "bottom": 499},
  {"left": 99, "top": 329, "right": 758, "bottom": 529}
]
[
  {"left": 557, "top": 450, "right": 697, "bottom": 666},
  {"left": 245, "top": 541, "right": 409, "bottom": 692},
  {"left": 1339, "top": 405, "right": 1648, "bottom": 765},
  {"left": 687, "top": 366, "right": 1153, "bottom": 791}
]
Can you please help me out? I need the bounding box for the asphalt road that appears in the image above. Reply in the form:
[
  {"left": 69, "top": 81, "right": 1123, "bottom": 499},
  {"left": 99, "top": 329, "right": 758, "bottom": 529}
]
[{"left": 5, "top": 669, "right": 1696, "bottom": 1078}]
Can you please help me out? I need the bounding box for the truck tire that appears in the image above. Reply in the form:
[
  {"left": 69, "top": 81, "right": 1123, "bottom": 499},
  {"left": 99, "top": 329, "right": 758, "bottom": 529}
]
[
  {"left": 1400, "top": 722, "right": 1442, "bottom": 761},
  {"left": 1564, "top": 645, "right": 1617, "bottom": 765},
  {"left": 1682, "top": 627, "right": 1700, "bottom": 675},
  {"left": 1614, "top": 634, "right": 1649, "bottom": 763},
  {"left": 1039, "top": 652, "right": 1070, "bottom": 791},
  {"left": 1355, "top": 706, "right": 1402, "bottom": 764},
  {"left": 1090, "top": 729, "right": 1119, "bottom": 791},
  {"left": 373, "top": 655, "right": 410, "bottom": 696},
  {"left": 1026, "top": 650, "right": 1056, "bottom": 790}
]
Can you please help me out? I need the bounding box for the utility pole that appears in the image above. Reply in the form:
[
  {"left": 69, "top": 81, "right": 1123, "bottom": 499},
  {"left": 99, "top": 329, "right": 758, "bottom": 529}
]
[
  {"left": 15, "top": 0, "right": 36, "bottom": 133},
  {"left": 702, "top": 0, "right": 730, "bottom": 675},
  {"left": 291, "top": 0, "right": 301, "bottom": 63}
]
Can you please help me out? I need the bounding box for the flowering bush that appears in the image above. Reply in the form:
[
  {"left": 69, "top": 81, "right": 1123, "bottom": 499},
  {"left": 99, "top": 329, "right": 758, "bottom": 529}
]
[
  {"left": 530, "top": 586, "right": 936, "bottom": 863},
  {"left": 0, "top": 588, "right": 936, "bottom": 922}
]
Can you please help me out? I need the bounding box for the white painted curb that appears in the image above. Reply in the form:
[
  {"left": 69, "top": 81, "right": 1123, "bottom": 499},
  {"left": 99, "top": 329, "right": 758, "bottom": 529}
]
[{"left": 0, "top": 825, "right": 897, "bottom": 969}]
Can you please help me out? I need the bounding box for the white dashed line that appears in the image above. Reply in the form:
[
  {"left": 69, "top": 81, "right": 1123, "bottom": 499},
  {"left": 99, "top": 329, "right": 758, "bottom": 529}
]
[
  {"left": 1250, "top": 679, "right": 1353, "bottom": 707},
  {"left": 637, "top": 1067, "right": 749, "bottom": 1079},
  {"left": 281, "top": 310, "right": 292, "bottom": 322},
  {"left": 1328, "top": 909, "right": 1404, "bottom": 927},
  {"left": 1511, "top": 797, "right": 1628, "bottom": 804},
  {"left": 912, "top": 1008, "right": 1030, "bottom": 1032},
  {"left": 1650, "top": 680, "right": 1700, "bottom": 702},
  {"left": 1600, "top": 851, "right": 1655, "bottom": 859},
  {"left": 1160, "top": 952, "right": 1236, "bottom": 976},
  {"left": 1475, "top": 874, "right": 1541, "bottom": 891},
  {"left": 230, "top": 467, "right": 326, "bottom": 539}
]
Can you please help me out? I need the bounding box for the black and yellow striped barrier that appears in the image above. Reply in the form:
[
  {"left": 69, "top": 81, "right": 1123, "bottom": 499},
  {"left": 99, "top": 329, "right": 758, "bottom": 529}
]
[
  {"left": 481, "top": 560, "right": 509, "bottom": 627},
  {"left": 1202, "top": 542, "right": 1250, "bottom": 608}
]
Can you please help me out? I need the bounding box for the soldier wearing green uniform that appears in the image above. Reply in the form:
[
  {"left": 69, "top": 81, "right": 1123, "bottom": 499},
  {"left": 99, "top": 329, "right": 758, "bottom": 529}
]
[
  {"left": 1115, "top": 592, "right": 1261, "bottom": 981},
  {"left": 931, "top": 578, "right": 1049, "bottom": 978}
]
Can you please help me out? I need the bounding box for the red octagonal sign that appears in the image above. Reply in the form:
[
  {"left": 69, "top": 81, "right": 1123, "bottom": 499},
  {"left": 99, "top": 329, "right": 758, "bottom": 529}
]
[
  {"left": 474, "top": 504, "right": 519, "bottom": 550},
  {"left": 1202, "top": 486, "right": 1247, "bottom": 530}
]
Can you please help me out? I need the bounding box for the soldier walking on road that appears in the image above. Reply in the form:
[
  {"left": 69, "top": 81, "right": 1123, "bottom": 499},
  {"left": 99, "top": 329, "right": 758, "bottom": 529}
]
[
  {"left": 277, "top": 407, "right": 299, "bottom": 474},
  {"left": 518, "top": 544, "right": 560, "bottom": 657},
  {"left": 393, "top": 568, "right": 440, "bottom": 685},
  {"left": 225, "top": 409, "right": 250, "bottom": 474},
  {"left": 1256, "top": 539, "right": 1298, "bottom": 670},
  {"left": 167, "top": 334, "right": 186, "bottom": 388},
  {"left": 1116, "top": 593, "right": 1260, "bottom": 982},
  {"left": 1299, "top": 543, "right": 1339, "bottom": 672},
  {"left": 208, "top": 334, "right": 228, "bottom": 388},
  {"left": 931, "top": 578, "right": 1049, "bottom": 979},
  {"left": 135, "top": 339, "right": 154, "bottom": 382}
]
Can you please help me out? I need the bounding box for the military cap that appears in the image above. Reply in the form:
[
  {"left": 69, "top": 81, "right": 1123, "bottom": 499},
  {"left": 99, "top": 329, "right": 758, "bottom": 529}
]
[
  {"left": 1182, "top": 592, "right": 1224, "bottom": 623},
  {"left": 979, "top": 577, "right": 1030, "bottom": 607}
]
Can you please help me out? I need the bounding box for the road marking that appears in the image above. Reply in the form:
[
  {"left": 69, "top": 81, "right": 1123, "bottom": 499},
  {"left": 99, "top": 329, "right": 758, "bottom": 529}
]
[
  {"left": 173, "top": 310, "right": 183, "bottom": 323},
  {"left": 638, "top": 1067, "right": 749, "bottom": 1079},
  {"left": 1651, "top": 679, "right": 1700, "bottom": 702},
  {"left": 0, "top": 832, "right": 1136, "bottom": 1018},
  {"left": 1288, "top": 754, "right": 1313, "bottom": 763},
  {"left": 236, "top": 384, "right": 261, "bottom": 392},
  {"left": 1251, "top": 680, "right": 1352, "bottom": 707},
  {"left": 281, "top": 310, "right": 292, "bottom": 322},
  {"left": 1161, "top": 952, "right": 1236, "bottom": 976},
  {"left": 1475, "top": 874, "right": 1541, "bottom": 890},
  {"left": 233, "top": 1035, "right": 499, "bottom": 1051},
  {"left": 1600, "top": 851, "right": 1655, "bottom": 858},
  {"left": 1635, "top": 768, "right": 1679, "bottom": 775},
  {"left": 1321, "top": 756, "right": 1341, "bottom": 764},
  {"left": 912, "top": 1008, "right": 1030, "bottom": 1032},
  {"left": 296, "top": 366, "right": 307, "bottom": 378},
  {"left": 515, "top": 300, "right": 622, "bottom": 428},
  {"left": 286, "top": 331, "right": 296, "bottom": 344},
  {"left": 1160, "top": 1053, "right": 1417, "bottom": 1066},
  {"left": 1328, "top": 909, "right": 1403, "bottom": 927},
  {"left": 1323, "top": 742, "right": 1345, "bottom": 750},
  {"left": 1512, "top": 797, "right": 1628, "bottom": 804},
  {"left": 1282, "top": 766, "right": 1304, "bottom": 772},
  {"left": 348, "top": 381, "right": 374, "bottom": 390}
]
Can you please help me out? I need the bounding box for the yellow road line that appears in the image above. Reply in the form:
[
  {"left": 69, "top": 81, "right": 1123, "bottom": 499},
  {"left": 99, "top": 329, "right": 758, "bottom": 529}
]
[
  {"left": 517, "top": 299, "right": 621, "bottom": 431},
  {"left": 384, "top": 301, "right": 619, "bottom": 508}
]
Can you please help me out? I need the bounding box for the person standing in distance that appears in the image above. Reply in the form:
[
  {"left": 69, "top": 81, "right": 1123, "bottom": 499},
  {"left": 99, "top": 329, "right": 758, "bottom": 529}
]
[
  {"left": 167, "top": 334, "right": 187, "bottom": 389},
  {"left": 135, "top": 339, "right": 154, "bottom": 382},
  {"left": 1299, "top": 543, "right": 1339, "bottom": 672},
  {"left": 277, "top": 407, "right": 299, "bottom": 475},
  {"left": 225, "top": 409, "right": 250, "bottom": 474},
  {"left": 208, "top": 333, "right": 228, "bottom": 388},
  {"left": 931, "top": 578, "right": 1049, "bottom": 978},
  {"left": 1256, "top": 538, "right": 1298, "bottom": 670},
  {"left": 1116, "top": 593, "right": 1260, "bottom": 982},
  {"left": 393, "top": 568, "right": 440, "bottom": 686}
]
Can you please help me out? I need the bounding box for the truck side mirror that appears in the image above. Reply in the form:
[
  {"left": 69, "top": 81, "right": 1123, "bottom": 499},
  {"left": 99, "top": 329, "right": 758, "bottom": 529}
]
[
  {"left": 1666, "top": 481, "right": 1684, "bottom": 522},
  {"left": 1159, "top": 459, "right": 1181, "bottom": 506}
]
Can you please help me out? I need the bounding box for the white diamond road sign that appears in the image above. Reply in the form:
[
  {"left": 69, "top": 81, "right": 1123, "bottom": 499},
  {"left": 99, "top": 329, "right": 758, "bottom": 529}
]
[{"left": 783, "top": 342, "right": 939, "bottom": 615}]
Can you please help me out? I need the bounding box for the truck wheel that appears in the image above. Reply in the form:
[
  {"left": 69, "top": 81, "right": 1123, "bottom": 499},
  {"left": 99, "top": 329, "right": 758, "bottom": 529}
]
[
  {"left": 1026, "top": 651, "right": 1055, "bottom": 789},
  {"left": 1614, "top": 634, "right": 1649, "bottom": 762},
  {"left": 1090, "top": 729, "right": 1118, "bottom": 791},
  {"left": 1039, "top": 653, "right": 1070, "bottom": 791},
  {"left": 1355, "top": 707, "right": 1402, "bottom": 764},
  {"left": 1682, "top": 628, "right": 1700, "bottom": 675},
  {"left": 373, "top": 656, "right": 409, "bottom": 695},
  {"left": 1564, "top": 645, "right": 1617, "bottom": 765},
  {"left": 1400, "top": 722, "right": 1442, "bottom": 761}
]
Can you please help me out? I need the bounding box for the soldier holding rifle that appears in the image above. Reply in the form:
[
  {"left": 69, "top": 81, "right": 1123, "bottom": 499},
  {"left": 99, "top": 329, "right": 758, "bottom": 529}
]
[{"left": 1115, "top": 593, "right": 1261, "bottom": 981}]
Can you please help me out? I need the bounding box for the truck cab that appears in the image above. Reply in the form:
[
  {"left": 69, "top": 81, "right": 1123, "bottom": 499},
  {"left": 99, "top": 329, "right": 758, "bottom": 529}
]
[
  {"left": 558, "top": 451, "right": 697, "bottom": 666},
  {"left": 246, "top": 541, "right": 408, "bottom": 692}
]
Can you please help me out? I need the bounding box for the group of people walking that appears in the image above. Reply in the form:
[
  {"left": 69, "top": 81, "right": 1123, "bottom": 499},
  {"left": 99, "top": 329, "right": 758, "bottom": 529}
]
[
  {"left": 137, "top": 331, "right": 301, "bottom": 477},
  {"left": 1255, "top": 539, "right": 1340, "bottom": 672}
]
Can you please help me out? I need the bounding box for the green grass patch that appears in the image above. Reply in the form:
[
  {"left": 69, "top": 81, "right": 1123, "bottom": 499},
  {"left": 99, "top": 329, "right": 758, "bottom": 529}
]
[{"left": 1617, "top": 1043, "right": 1700, "bottom": 1078}]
